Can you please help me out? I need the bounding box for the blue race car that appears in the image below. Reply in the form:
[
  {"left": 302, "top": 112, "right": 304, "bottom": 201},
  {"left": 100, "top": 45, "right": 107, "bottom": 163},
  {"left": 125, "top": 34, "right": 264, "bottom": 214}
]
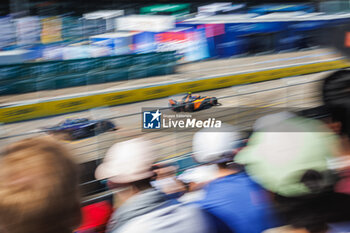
[{"left": 43, "top": 118, "right": 117, "bottom": 140}]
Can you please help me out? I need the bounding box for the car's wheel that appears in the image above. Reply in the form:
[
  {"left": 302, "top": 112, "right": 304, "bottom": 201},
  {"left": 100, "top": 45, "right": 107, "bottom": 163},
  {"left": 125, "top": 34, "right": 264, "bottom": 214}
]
[
  {"left": 210, "top": 97, "right": 218, "bottom": 106},
  {"left": 185, "top": 103, "right": 194, "bottom": 112},
  {"left": 172, "top": 106, "right": 181, "bottom": 112},
  {"left": 70, "top": 128, "right": 88, "bottom": 140},
  {"left": 97, "top": 121, "right": 117, "bottom": 132},
  {"left": 104, "top": 121, "right": 117, "bottom": 131}
]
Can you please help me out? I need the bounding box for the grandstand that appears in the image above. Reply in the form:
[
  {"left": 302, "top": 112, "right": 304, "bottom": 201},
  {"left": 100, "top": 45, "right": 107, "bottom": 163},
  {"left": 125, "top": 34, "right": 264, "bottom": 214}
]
[{"left": 1, "top": 1, "right": 350, "bottom": 232}]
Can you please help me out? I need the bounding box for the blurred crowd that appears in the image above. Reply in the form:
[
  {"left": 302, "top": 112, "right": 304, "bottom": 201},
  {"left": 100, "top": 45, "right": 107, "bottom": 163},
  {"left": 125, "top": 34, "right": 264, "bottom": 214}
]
[{"left": 0, "top": 69, "right": 349, "bottom": 233}]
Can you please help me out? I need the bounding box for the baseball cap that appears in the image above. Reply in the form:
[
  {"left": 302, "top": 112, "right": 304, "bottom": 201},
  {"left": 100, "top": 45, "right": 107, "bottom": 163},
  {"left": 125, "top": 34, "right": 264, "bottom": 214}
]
[
  {"left": 192, "top": 124, "right": 243, "bottom": 164},
  {"left": 178, "top": 165, "right": 218, "bottom": 184},
  {"left": 235, "top": 115, "right": 339, "bottom": 197},
  {"left": 95, "top": 138, "right": 156, "bottom": 184}
]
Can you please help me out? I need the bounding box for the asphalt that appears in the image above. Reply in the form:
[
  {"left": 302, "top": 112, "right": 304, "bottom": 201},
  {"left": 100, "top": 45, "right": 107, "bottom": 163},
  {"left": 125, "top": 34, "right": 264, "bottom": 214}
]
[{"left": 0, "top": 70, "right": 330, "bottom": 164}]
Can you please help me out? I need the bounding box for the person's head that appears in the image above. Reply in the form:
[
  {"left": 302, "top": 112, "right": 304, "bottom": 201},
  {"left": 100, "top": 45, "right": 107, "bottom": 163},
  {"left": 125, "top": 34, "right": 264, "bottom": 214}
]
[
  {"left": 273, "top": 191, "right": 350, "bottom": 233},
  {"left": 152, "top": 164, "right": 177, "bottom": 179},
  {"left": 322, "top": 70, "right": 350, "bottom": 138},
  {"left": 95, "top": 138, "right": 157, "bottom": 202},
  {"left": 236, "top": 114, "right": 339, "bottom": 197},
  {"left": 192, "top": 125, "right": 245, "bottom": 170},
  {"left": 236, "top": 114, "right": 349, "bottom": 232},
  {"left": 0, "top": 136, "right": 81, "bottom": 233}
]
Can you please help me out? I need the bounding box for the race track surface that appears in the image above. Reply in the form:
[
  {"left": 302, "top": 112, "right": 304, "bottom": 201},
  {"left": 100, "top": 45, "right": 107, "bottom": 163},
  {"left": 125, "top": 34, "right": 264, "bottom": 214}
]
[{"left": 0, "top": 71, "right": 330, "bottom": 164}]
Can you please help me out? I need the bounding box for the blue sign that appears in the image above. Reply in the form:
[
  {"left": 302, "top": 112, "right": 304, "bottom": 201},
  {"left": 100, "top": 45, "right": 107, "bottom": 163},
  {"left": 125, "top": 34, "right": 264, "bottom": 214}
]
[
  {"left": 143, "top": 109, "right": 162, "bottom": 129},
  {"left": 133, "top": 32, "right": 157, "bottom": 54},
  {"left": 90, "top": 33, "right": 133, "bottom": 55},
  {"left": 185, "top": 27, "right": 210, "bottom": 62},
  {"left": 249, "top": 4, "right": 315, "bottom": 15},
  {"left": 288, "top": 20, "right": 325, "bottom": 31}
]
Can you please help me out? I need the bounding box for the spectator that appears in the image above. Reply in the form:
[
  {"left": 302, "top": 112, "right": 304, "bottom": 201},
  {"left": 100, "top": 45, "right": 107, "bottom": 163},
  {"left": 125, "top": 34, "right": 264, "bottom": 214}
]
[
  {"left": 322, "top": 70, "right": 350, "bottom": 140},
  {"left": 322, "top": 70, "right": 350, "bottom": 196},
  {"left": 0, "top": 136, "right": 81, "bottom": 233},
  {"left": 235, "top": 113, "right": 350, "bottom": 233},
  {"left": 151, "top": 164, "right": 186, "bottom": 197},
  {"left": 177, "top": 164, "right": 218, "bottom": 203},
  {"left": 192, "top": 125, "right": 279, "bottom": 233},
  {"left": 95, "top": 138, "right": 215, "bottom": 233},
  {"left": 323, "top": 70, "right": 350, "bottom": 154}
]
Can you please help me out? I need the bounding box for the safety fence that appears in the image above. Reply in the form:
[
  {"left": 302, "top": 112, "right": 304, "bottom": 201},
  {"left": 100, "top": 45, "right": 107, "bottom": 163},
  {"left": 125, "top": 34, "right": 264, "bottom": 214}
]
[
  {"left": 0, "top": 58, "right": 348, "bottom": 124},
  {"left": 0, "top": 51, "right": 177, "bottom": 95}
]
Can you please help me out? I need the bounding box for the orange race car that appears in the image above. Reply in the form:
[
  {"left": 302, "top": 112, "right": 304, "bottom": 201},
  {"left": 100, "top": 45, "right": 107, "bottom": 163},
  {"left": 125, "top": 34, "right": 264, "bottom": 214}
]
[{"left": 169, "top": 93, "right": 219, "bottom": 112}]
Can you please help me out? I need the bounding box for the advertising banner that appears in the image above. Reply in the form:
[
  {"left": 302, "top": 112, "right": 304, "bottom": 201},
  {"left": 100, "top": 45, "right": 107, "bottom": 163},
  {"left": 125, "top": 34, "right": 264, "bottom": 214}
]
[
  {"left": 83, "top": 10, "right": 124, "bottom": 32},
  {"left": 116, "top": 15, "right": 175, "bottom": 32},
  {"left": 61, "top": 16, "right": 83, "bottom": 41},
  {"left": 0, "top": 16, "right": 16, "bottom": 49},
  {"left": 42, "top": 44, "right": 64, "bottom": 60},
  {"left": 0, "top": 103, "right": 46, "bottom": 123},
  {"left": 155, "top": 27, "right": 209, "bottom": 62},
  {"left": 97, "top": 89, "right": 141, "bottom": 106},
  {"left": 0, "top": 50, "right": 32, "bottom": 65},
  {"left": 132, "top": 32, "right": 157, "bottom": 54},
  {"left": 186, "top": 27, "right": 210, "bottom": 62},
  {"left": 249, "top": 4, "right": 315, "bottom": 15},
  {"left": 198, "top": 3, "right": 232, "bottom": 16},
  {"left": 15, "top": 16, "right": 41, "bottom": 45},
  {"left": 287, "top": 19, "right": 327, "bottom": 49},
  {"left": 197, "top": 3, "right": 246, "bottom": 17},
  {"left": 62, "top": 46, "right": 91, "bottom": 60},
  {"left": 288, "top": 20, "right": 325, "bottom": 32},
  {"left": 41, "top": 16, "right": 62, "bottom": 44},
  {"left": 113, "top": 35, "right": 133, "bottom": 55},
  {"left": 90, "top": 32, "right": 133, "bottom": 55},
  {"left": 225, "top": 21, "right": 283, "bottom": 35},
  {"left": 81, "top": 18, "right": 106, "bottom": 37},
  {"left": 197, "top": 24, "right": 225, "bottom": 57},
  {"left": 46, "top": 96, "right": 96, "bottom": 115},
  {"left": 0, "top": 59, "right": 348, "bottom": 123},
  {"left": 215, "top": 34, "right": 245, "bottom": 57},
  {"left": 140, "top": 4, "right": 190, "bottom": 18},
  {"left": 277, "top": 31, "right": 302, "bottom": 51}
]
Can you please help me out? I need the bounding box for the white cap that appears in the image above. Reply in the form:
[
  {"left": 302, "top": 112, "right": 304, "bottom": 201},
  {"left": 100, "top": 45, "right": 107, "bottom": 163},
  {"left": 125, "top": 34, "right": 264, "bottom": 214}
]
[
  {"left": 192, "top": 125, "right": 241, "bottom": 163},
  {"left": 95, "top": 138, "right": 156, "bottom": 184},
  {"left": 178, "top": 165, "right": 218, "bottom": 183}
]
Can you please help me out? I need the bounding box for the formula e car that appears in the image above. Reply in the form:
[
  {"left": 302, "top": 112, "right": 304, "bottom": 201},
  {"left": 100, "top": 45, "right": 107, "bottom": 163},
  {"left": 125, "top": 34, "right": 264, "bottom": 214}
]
[
  {"left": 169, "top": 93, "right": 218, "bottom": 112},
  {"left": 43, "top": 118, "right": 117, "bottom": 140}
]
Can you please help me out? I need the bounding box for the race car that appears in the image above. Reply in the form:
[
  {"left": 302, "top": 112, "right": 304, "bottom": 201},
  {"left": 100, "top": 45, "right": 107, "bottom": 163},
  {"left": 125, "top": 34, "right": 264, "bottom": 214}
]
[
  {"left": 43, "top": 118, "right": 117, "bottom": 140},
  {"left": 169, "top": 93, "right": 218, "bottom": 112}
]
